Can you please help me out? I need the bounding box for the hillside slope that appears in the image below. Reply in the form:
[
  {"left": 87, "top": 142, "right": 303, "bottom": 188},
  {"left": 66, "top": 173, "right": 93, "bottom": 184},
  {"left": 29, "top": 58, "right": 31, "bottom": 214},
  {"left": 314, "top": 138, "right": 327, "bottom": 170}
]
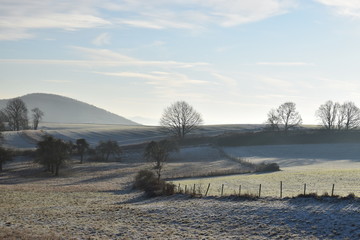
[{"left": 0, "top": 93, "right": 139, "bottom": 125}]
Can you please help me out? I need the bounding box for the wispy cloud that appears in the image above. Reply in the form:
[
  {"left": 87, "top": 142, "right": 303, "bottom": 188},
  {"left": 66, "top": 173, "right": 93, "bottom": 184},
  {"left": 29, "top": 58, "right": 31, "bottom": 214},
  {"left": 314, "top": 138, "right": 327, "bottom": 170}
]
[
  {"left": 94, "top": 71, "right": 209, "bottom": 86},
  {"left": 92, "top": 33, "right": 111, "bottom": 46},
  {"left": 211, "top": 72, "right": 238, "bottom": 86},
  {"left": 94, "top": 71, "right": 159, "bottom": 81},
  {"left": 73, "top": 47, "right": 209, "bottom": 68},
  {"left": 0, "top": 47, "right": 209, "bottom": 68},
  {"left": 115, "top": 0, "right": 297, "bottom": 29},
  {"left": 94, "top": 70, "right": 211, "bottom": 100},
  {"left": 42, "top": 80, "right": 72, "bottom": 83},
  {"left": 0, "top": 0, "right": 111, "bottom": 40},
  {"left": 256, "top": 62, "right": 314, "bottom": 66},
  {"left": 0, "top": 0, "right": 297, "bottom": 40},
  {"left": 0, "top": 29, "right": 34, "bottom": 41},
  {"left": 315, "top": 0, "right": 360, "bottom": 18}
]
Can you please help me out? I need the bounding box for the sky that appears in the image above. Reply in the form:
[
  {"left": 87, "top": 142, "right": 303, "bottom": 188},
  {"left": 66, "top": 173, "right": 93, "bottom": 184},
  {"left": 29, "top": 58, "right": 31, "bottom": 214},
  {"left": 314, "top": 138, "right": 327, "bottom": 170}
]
[{"left": 1, "top": 0, "right": 360, "bottom": 125}]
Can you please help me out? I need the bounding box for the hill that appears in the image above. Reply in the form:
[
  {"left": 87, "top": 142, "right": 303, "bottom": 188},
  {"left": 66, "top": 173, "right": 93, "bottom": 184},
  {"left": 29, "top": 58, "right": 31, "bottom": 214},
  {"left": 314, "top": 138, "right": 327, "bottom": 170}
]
[{"left": 0, "top": 93, "right": 139, "bottom": 125}]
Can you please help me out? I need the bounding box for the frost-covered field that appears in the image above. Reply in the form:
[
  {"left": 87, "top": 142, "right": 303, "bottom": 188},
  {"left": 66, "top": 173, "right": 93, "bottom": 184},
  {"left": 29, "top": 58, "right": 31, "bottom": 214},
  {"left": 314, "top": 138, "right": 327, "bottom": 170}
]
[
  {"left": 173, "top": 143, "right": 360, "bottom": 197},
  {"left": 1, "top": 157, "right": 360, "bottom": 240},
  {"left": 1, "top": 123, "right": 261, "bottom": 149},
  {"left": 2, "top": 125, "right": 360, "bottom": 239}
]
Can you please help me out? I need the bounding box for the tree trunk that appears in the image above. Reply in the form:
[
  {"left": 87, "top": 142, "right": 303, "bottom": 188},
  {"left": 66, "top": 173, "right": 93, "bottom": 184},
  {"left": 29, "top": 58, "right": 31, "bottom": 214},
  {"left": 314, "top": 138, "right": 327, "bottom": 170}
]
[{"left": 55, "top": 164, "right": 60, "bottom": 176}]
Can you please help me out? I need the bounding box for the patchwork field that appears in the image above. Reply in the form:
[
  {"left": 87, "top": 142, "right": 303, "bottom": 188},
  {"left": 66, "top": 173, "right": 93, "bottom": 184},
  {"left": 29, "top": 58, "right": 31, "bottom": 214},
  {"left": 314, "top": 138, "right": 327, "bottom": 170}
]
[
  {"left": 1, "top": 154, "right": 360, "bottom": 240},
  {"left": 2, "top": 125, "right": 360, "bottom": 239}
]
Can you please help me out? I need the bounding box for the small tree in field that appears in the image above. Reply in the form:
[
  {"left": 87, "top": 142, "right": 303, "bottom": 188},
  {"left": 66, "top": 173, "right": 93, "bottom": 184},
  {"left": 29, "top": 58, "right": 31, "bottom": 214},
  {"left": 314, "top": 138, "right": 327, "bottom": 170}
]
[
  {"left": 36, "top": 136, "right": 69, "bottom": 176},
  {"left": 95, "top": 140, "right": 122, "bottom": 161},
  {"left": 0, "top": 147, "right": 12, "bottom": 172},
  {"left": 266, "top": 102, "right": 302, "bottom": 133},
  {"left": 31, "top": 107, "right": 44, "bottom": 130},
  {"left": 338, "top": 102, "right": 360, "bottom": 130},
  {"left": 160, "top": 101, "right": 203, "bottom": 138},
  {"left": 265, "top": 109, "right": 280, "bottom": 131},
  {"left": 0, "top": 111, "right": 6, "bottom": 131},
  {"left": 144, "top": 139, "right": 178, "bottom": 182},
  {"left": 4, "top": 98, "right": 29, "bottom": 131},
  {"left": 76, "top": 138, "right": 89, "bottom": 164},
  {"left": 315, "top": 100, "right": 339, "bottom": 130}
]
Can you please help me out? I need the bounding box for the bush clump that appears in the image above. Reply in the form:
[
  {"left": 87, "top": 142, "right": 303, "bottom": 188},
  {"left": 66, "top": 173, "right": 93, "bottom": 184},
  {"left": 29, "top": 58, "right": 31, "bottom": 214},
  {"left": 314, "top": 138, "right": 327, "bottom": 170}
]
[
  {"left": 133, "top": 170, "right": 175, "bottom": 197},
  {"left": 255, "top": 162, "right": 280, "bottom": 172}
]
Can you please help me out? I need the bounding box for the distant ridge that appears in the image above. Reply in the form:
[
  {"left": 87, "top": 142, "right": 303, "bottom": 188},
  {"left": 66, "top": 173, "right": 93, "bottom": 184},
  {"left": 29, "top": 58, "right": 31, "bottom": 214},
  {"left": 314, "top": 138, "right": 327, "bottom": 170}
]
[{"left": 0, "top": 93, "right": 139, "bottom": 125}]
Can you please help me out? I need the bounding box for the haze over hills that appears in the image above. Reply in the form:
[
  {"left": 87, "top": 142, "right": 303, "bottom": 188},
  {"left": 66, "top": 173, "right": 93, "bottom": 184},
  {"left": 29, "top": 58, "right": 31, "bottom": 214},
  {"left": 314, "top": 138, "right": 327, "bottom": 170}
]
[{"left": 0, "top": 93, "right": 139, "bottom": 125}]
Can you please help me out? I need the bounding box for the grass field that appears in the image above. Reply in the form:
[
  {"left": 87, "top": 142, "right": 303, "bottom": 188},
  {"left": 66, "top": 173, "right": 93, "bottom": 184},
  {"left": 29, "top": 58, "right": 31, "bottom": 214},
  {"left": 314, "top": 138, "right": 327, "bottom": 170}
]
[
  {"left": 2, "top": 155, "right": 360, "bottom": 239},
  {"left": 2, "top": 126, "right": 360, "bottom": 239},
  {"left": 173, "top": 143, "right": 360, "bottom": 197}
]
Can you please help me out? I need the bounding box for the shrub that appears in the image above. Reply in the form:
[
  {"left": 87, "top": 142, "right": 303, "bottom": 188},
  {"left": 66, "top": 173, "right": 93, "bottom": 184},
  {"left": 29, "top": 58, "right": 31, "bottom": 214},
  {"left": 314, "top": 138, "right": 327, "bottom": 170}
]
[
  {"left": 345, "top": 193, "right": 356, "bottom": 199},
  {"left": 255, "top": 162, "right": 280, "bottom": 172},
  {"left": 133, "top": 170, "right": 176, "bottom": 197}
]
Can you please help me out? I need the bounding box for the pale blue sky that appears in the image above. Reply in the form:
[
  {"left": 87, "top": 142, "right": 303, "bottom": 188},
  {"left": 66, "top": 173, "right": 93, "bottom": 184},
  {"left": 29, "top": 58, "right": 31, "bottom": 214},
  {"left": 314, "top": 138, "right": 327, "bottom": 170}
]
[{"left": 1, "top": 0, "right": 360, "bottom": 125}]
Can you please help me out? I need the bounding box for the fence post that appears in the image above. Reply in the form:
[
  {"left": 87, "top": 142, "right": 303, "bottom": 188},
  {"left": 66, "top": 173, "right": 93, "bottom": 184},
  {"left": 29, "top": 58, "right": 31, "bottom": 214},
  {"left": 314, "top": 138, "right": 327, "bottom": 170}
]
[
  {"left": 193, "top": 184, "right": 196, "bottom": 195},
  {"left": 280, "top": 181, "right": 283, "bottom": 199},
  {"left": 239, "top": 185, "right": 241, "bottom": 196},
  {"left": 221, "top": 184, "right": 224, "bottom": 197},
  {"left": 303, "top": 184, "right": 306, "bottom": 195},
  {"left": 178, "top": 183, "right": 181, "bottom": 193},
  {"left": 331, "top": 184, "right": 335, "bottom": 197},
  {"left": 185, "top": 185, "right": 187, "bottom": 194},
  {"left": 205, "top": 183, "right": 211, "bottom": 196},
  {"left": 259, "top": 184, "right": 262, "bottom": 198}
]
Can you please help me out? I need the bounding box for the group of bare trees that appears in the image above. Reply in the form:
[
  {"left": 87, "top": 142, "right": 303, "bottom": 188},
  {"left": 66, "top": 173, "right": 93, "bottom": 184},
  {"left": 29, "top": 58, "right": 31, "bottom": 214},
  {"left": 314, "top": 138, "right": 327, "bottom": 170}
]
[
  {"left": 315, "top": 101, "right": 360, "bottom": 130},
  {"left": 34, "top": 136, "right": 122, "bottom": 176},
  {"left": 0, "top": 98, "right": 44, "bottom": 131},
  {"left": 265, "top": 100, "right": 360, "bottom": 132}
]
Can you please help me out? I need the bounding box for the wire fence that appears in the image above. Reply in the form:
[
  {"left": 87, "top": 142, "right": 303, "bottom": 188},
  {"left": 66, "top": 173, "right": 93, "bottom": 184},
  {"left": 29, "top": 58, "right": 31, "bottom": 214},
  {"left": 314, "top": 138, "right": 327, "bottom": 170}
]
[{"left": 176, "top": 181, "right": 360, "bottom": 198}]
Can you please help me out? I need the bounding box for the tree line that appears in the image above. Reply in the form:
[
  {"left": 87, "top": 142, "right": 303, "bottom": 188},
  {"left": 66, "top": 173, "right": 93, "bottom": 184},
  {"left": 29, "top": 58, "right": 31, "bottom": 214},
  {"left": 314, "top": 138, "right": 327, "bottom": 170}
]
[
  {"left": 265, "top": 100, "right": 360, "bottom": 132},
  {"left": 0, "top": 98, "right": 44, "bottom": 131}
]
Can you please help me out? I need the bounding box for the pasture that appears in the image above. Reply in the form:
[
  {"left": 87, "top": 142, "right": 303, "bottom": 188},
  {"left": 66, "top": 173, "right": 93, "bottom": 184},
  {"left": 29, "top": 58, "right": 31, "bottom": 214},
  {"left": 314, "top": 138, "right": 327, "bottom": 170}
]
[
  {"left": 173, "top": 143, "right": 360, "bottom": 197},
  {"left": 1, "top": 125, "right": 360, "bottom": 239}
]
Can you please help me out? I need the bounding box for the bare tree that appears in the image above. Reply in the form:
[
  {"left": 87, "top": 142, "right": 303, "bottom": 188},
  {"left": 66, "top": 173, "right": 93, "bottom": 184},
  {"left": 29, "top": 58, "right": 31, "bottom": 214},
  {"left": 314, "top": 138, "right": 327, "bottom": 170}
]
[
  {"left": 76, "top": 138, "right": 89, "bottom": 164},
  {"left": 160, "top": 101, "right": 203, "bottom": 138},
  {"left": 0, "top": 111, "right": 6, "bottom": 131},
  {"left": 144, "top": 140, "right": 178, "bottom": 182},
  {"left": 35, "top": 136, "right": 69, "bottom": 176},
  {"left": 338, "top": 102, "right": 360, "bottom": 130},
  {"left": 0, "top": 146, "right": 12, "bottom": 172},
  {"left": 315, "top": 100, "right": 340, "bottom": 130},
  {"left": 265, "top": 109, "right": 280, "bottom": 131},
  {"left": 31, "top": 107, "right": 44, "bottom": 130},
  {"left": 95, "top": 140, "right": 122, "bottom": 161},
  {"left": 275, "top": 102, "right": 302, "bottom": 133},
  {"left": 4, "top": 98, "right": 29, "bottom": 131}
]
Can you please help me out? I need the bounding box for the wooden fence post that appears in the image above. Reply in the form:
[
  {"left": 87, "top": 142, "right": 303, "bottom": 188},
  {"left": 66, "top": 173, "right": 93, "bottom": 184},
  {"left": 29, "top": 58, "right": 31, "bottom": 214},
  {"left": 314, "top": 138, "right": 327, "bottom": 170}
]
[
  {"left": 280, "top": 181, "right": 283, "bottom": 199},
  {"left": 303, "top": 184, "right": 306, "bottom": 195},
  {"left": 239, "top": 185, "right": 241, "bottom": 196},
  {"left": 205, "top": 183, "right": 211, "bottom": 197},
  {"left": 193, "top": 184, "right": 196, "bottom": 195},
  {"left": 221, "top": 184, "right": 224, "bottom": 197},
  {"left": 259, "top": 184, "right": 262, "bottom": 198},
  {"left": 331, "top": 184, "right": 335, "bottom": 197},
  {"left": 185, "top": 185, "right": 187, "bottom": 194},
  {"left": 178, "top": 183, "right": 181, "bottom": 193}
]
